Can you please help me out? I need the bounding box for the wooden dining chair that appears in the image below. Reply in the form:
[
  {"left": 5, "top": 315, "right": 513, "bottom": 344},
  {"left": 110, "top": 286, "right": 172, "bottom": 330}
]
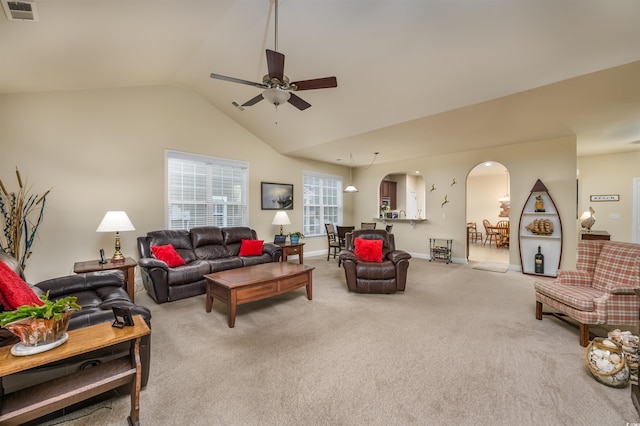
[
  {"left": 360, "top": 222, "right": 377, "bottom": 230},
  {"left": 495, "top": 220, "right": 510, "bottom": 248},
  {"left": 336, "top": 226, "right": 355, "bottom": 250},
  {"left": 482, "top": 219, "right": 499, "bottom": 246},
  {"left": 325, "top": 223, "right": 341, "bottom": 261},
  {"left": 467, "top": 222, "right": 482, "bottom": 243},
  {"left": 336, "top": 226, "right": 355, "bottom": 266}
]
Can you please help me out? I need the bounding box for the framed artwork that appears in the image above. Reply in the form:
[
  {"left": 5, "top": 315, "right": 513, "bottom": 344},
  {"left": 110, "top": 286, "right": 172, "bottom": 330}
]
[
  {"left": 274, "top": 235, "right": 287, "bottom": 244},
  {"left": 590, "top": 194, "right": 619, "bottom": 202},
  {"left": 261, "top": 182, "right": 293, "bottom": 210}
]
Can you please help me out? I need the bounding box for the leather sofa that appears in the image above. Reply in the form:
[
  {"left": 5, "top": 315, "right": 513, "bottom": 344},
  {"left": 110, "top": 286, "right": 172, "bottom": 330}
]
[
  {"left": 0, "top": 251, "right": 152, "bottom": 394},
  {"left": 339, "top": 229, "right": 412, "bottom": 294},
  {"left": 137, "top": 226, "right": 281, "bottom": 303}
]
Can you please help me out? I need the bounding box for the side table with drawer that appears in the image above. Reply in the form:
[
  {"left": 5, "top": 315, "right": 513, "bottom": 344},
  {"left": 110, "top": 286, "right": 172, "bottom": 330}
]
[
  {"left": 74, "top": 257, "right": 137, "bottom": 302},
  {"left": 277, "top": 242, "right": 305, "bottom": 264}
]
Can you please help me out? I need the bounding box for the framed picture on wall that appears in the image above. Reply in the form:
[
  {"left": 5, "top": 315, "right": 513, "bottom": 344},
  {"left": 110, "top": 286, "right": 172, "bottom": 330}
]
[{"left": 261, "top": 182, "right": 293, "bottom": 210}]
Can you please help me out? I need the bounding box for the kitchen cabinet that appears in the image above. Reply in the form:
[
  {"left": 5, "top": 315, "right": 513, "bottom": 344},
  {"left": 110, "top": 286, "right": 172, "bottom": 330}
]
[{"left": 380, "top": 180, "right": 397, "bottom": 210}]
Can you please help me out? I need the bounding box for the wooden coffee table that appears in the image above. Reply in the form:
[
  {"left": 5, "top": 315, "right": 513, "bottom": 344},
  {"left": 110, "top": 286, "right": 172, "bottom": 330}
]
[{"left": 205, "top": 262, "right": 314, "bottom": 328}]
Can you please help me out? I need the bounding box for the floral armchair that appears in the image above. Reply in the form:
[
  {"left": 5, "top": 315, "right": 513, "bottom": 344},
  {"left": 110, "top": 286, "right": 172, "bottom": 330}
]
[{"left": 534, "top": 240, "right": 640, "bottom": 346}]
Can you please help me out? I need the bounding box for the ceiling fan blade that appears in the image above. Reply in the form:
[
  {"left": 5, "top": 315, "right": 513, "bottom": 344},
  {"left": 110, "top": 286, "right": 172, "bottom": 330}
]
[
  {"left": 210, "top": 73, "right": 267, "bottom": 89},
  {"left": 266, "top": 49, "right": 285, "bottom": 81},
  {"left": 291, "top": 76, "right": 337, "bottom": 91},
  {"left": 241, "top": 94, "right": 264, "bottom": 107},
  {"left": 288, "top": 93, "right": 311, "bottom": 111}
]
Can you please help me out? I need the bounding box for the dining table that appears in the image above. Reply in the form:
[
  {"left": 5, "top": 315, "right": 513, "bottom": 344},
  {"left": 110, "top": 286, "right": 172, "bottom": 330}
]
[{"left": 336, "top": 226, "right": 355, "bottom": 249}]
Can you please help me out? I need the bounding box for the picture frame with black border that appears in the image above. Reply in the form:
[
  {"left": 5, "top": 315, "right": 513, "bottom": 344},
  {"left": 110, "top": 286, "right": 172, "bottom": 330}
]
[
  {"left": 112, "top": 306, "right": 135, "bottom": 328},
  {"left": 274, "top": 235, "right": 287, "bottom": 244},
  {"left": 261, "top": 182, "right": 293, "bottom": 210}
]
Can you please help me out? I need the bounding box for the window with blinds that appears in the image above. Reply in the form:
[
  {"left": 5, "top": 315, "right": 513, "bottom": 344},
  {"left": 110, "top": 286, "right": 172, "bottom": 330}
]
[
  {"left": 303, "top": 171, "right": 342, "bottom": 237},
  {"left": 166, "top": 151, "right": 248, "bottom": 230}
]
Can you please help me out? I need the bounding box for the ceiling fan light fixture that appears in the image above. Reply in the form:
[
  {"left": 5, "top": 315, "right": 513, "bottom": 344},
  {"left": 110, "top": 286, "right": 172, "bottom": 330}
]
[{"left": 263, "top": 87, "right": 291, "bottom": 106}]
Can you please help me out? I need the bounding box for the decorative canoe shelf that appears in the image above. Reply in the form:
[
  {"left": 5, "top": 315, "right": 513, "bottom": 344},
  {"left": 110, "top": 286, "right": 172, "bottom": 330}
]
[{"left": 518, "top": 179, "right": 563, "bottom": 278}]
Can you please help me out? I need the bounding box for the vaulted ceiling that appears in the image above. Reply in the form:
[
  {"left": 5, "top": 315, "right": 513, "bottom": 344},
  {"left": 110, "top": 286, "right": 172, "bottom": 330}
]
[{"left": 1, "top": 0, "right": 639, "bottom": 166}]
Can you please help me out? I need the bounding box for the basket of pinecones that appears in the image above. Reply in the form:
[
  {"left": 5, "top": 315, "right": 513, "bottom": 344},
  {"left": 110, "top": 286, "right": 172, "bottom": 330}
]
[{"left": 526, "top": 219, "right": 554, "bottom": 235}]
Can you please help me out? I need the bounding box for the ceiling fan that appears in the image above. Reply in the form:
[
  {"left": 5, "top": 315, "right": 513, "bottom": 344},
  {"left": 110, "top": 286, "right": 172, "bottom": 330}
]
[{"left": 209, "top": 0, "right": 337, "bottom": 111}]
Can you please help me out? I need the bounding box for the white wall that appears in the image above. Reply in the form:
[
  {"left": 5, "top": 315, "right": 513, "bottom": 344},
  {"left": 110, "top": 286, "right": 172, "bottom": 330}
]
[
  {"left": 0, "top": 86, "right": 349, "bottom": 282},
  {"left": 4, "top": 84, "right": 635, "bottom": 283},
  {"left": 353, "top": 136, "right": 578, "bottom": 270},
  {"left": 578, "top": 151, "right": 640, "bottom": 242},
  {"left": 467, "top": 174, "right": 510, "bottom": 231}
]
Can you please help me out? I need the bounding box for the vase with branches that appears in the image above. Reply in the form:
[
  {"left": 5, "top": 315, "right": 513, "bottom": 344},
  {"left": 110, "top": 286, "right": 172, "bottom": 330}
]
[{"left": 0, "top": 168, "right": 51, "bottom": 268}]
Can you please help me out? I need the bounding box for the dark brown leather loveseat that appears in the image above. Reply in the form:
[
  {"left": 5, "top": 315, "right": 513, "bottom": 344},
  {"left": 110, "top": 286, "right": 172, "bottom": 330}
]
[
  {"left": 137, "top": 226, "right": 281, "bottom": 304},
  {"left": 339, "top": 229, "right": 411, "bottom": 294},
  {"left": 0, "top": 251, "right": 152, "bottom": 395}
]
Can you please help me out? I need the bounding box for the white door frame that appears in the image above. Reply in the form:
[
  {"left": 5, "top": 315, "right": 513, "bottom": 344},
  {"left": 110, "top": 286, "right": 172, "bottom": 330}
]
[{"left": 633, "top": 177, "right": 640, "bottom": 243}]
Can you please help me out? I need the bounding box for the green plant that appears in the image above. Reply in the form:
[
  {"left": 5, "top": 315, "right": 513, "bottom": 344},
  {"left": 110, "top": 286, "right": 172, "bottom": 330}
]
[
  {"left": 0, "top": 168, "right": 51, "bottom": 268},
  {"left": 287, "top": 231, "right": 304, "bottom": 239},
  {"left": 0, "top": 292, "right": 80, "bottom": 327}
]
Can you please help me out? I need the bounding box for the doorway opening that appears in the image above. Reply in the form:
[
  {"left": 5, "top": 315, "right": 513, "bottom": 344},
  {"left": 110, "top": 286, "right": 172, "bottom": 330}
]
[{"left": 466, "top": 162, "right": 510, "bottom": 264}]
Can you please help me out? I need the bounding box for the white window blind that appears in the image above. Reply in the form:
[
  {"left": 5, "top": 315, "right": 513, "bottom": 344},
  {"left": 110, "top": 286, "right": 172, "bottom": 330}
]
[
  {"left": 303, "top": 171, "right": 342, "bottom": 237},
  {"left": 166, "top": 151, "right": 248, "bottom": 230}
]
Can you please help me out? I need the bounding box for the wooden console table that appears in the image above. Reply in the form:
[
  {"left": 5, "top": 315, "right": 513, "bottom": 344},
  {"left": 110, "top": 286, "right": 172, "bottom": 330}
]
[
  {"left": 580, "top": 230, "right": 610, "bottom": 240},
  {"left": 0, "top": 315, "right": 150, "bottom": 426},
  {"left": 74, "top": 257, "right": 137, "bottom": 302}
]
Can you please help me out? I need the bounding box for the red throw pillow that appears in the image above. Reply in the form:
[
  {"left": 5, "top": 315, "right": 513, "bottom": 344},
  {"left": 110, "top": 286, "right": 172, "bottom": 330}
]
[
  {"left": 239, "top": 239, "right": 264, "bottom": 256},
  {"left": 354, "top": 238, "right": 383, "bottom": 262},
  {"left": 151, "top": 244, "right": 186, "bottom": 267},
  {"left": 0, "top": 260, "right": 44, "bottom": 310}
]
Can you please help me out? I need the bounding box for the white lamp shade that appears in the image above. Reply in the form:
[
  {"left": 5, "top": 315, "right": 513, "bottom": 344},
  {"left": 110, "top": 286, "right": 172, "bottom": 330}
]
[
  {"left": 96, "top": 211, "right": 136, "bottom": 232},
  {"left": 272, "top": 211, "right": 291, "bottom": 226},
  {"left": 344, "top": 185, "right": 359, "bottom": 193},
  {"left": 263, "top": 88, "right": 291, "bottom": 106}
]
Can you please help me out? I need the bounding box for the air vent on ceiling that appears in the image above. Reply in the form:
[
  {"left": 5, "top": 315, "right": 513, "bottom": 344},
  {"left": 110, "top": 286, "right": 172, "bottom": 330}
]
[{"left": 2, "top": 0, "right": 38, "bottom": 21}]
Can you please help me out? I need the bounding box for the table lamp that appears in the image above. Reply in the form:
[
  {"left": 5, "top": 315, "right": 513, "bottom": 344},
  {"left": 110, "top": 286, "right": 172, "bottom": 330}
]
[
  {"left": 272, "top": 211, "right": 291, "bottom": 235},
  {"left": 96, "top": 211, "right": 136, "bottom": 261}
]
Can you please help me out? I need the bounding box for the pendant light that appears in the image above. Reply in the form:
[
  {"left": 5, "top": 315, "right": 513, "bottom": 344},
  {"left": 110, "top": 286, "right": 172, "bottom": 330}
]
[{"left": 344, "top": 153, "right": 358, "bottom": 193}]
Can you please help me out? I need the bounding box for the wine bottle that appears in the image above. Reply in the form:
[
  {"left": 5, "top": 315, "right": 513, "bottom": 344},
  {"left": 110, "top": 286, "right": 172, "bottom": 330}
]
[{"left": 535, "top": 245, "right": 544, "bottom": 274}]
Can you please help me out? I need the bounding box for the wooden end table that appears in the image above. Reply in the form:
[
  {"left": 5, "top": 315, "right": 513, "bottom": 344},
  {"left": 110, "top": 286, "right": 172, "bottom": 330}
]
[
  {"left": 277, "top": 242, "right": 304, "bottom": 264},
  {"left": 580, "top": 230, "right": 610, "bottom": 240},
  {"left": 74, "top": 257, "right": 137, "bottom": 302},
  {"left": 0, "top": 315, "right": 150, "bottom": 426}
]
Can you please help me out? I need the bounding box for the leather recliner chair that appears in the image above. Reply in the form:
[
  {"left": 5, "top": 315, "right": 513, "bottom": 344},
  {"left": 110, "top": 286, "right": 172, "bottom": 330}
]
[
  {"left": 339, "top": 229, "right": 411, "bottom": 294},
  {"left": 0, "top": 252, "right": 152, "bottom": 394}
]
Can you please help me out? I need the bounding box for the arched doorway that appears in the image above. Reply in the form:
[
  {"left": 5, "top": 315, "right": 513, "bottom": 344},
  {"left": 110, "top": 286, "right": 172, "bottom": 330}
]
[{"left": 466, "top": 162, "right": 510, "bottom": 264}]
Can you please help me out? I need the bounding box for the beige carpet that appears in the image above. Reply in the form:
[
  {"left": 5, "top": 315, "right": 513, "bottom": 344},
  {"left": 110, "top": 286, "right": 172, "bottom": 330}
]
[
  {"left": 472, "top": 261, "right": 509, "bottom": 273},
  {"left": 43, "top": 257, "right": 639, "bottom": 426}
]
